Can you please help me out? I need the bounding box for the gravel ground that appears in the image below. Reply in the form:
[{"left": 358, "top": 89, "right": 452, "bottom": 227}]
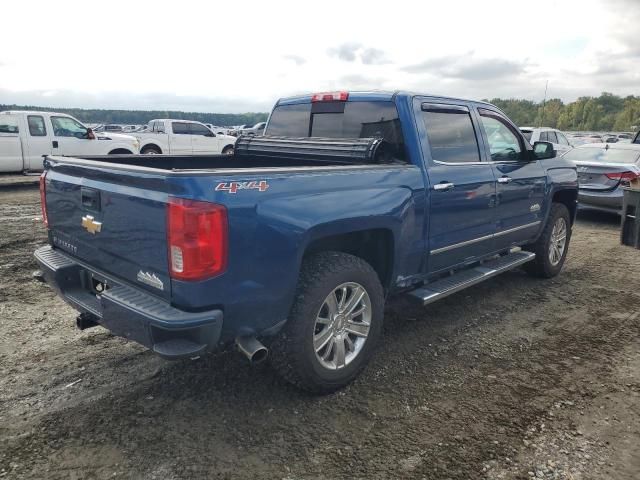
[{"left": 0, "top": 186, "right": 638, "bottom": 480}]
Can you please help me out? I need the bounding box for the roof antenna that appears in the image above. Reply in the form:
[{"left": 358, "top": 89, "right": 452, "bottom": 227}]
[{"left": 539, "top": 80, "right": 548, "bottom": 128}]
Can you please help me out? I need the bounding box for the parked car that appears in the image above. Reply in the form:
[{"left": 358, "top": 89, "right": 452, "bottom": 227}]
[
  {"left": 0, "top": 111, "right": 140, "bottom": 172},
  {"left": 236, "top": 122, "right": 267, "bottom": 137},
  {"left": 564, "top": 143, "right": 640, "bottom": 214},
  {"left": 122, "top": 125, "right": 141, "bottom": 133},
  {"left": 134, "top": 119, "right": 237, "bottom": 155},
  {"left": 520, "top": 127, "right": 573, "bottom": 156},
  {"left": 35, "top": 91, "right": 577, "bottom": 393}
]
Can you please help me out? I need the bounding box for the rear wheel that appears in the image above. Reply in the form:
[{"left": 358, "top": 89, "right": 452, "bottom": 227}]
[
  {"left": 270, "top": 252, "right": 384, "bottom": 394},
  {"left": 523, "top": 203, "right": 571, "bottom": 278},
  {"left": 108, "top": 148, "right": 132, "bottom": 155},
  {"left": 141, "top": 145, "right": 161, "bottom": 155},
  {"left": 222, "top": 145, "right": 234, "bottom": 155}
]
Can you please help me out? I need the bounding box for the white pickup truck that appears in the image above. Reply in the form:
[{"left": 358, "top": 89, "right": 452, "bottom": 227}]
[
  {"left": 0, "top": 111, "right": 140, "bottom": 172},
  {"left": 134, "top": 119, "right": 237, "bottom": 155}
]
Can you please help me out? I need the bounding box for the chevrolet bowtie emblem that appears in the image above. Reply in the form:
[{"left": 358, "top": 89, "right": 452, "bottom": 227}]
[{"left": 81, "top": 215, "right": 102, "bottom": 234}]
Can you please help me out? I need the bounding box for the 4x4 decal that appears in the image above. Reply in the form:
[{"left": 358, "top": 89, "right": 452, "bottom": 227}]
[{"left": 215, "top": 180, "right": 270, "bottom": 194}]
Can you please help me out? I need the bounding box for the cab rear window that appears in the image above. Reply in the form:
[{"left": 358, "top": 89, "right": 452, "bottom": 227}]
[{"left": 266, "top": 101, "right": 406, "bottom": 161}]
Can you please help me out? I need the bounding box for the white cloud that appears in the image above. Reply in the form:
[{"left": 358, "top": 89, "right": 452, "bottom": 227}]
[{"left": 0, "top": 0, "right": 638, "bottom": 112}]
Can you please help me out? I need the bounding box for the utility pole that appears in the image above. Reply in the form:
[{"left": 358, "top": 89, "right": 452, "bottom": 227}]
[{"left": 540, "top": 80, "right": 549, "bottom": 127}]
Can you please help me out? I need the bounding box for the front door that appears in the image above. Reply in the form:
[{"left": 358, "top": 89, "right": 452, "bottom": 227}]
[
  {"left": 50, "top": 115, "right": 95, "bottom": 157},
  {"left": 418, "top": 100, "right": 497, "bottom": 273},
  {"left": 189, "top": 122, "right": 220, "bottom": 154},
  {"left": 24, "top": 114, "right": 52, "bottom": 170},
  {"left": 477, "top": 108, "right": 547, "bottom": 248}
]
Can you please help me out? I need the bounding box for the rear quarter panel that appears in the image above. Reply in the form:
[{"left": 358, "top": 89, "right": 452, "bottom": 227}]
[{"left": 168, "top": 165, "right": 426, "bottom": 340}]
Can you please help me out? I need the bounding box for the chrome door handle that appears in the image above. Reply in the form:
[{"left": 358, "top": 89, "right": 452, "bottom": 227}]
[
  {"left": 497, "top": 176, "right": 512, "bottom": 184},
  {"left": 433, "top": 182, "right": 455, "bottom": 191}
]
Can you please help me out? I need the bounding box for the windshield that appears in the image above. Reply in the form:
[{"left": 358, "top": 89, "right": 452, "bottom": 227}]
[
  {"left": 266, "top": 101, "right": 406, "bottom": 161},
  {"left": 564, "top": 147, "right": 640, "bottom": 164}
]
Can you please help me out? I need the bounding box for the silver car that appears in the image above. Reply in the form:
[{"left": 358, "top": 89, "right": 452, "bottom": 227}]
[{"left": 564, "top": 143, "right": 640, "bottom": 214}]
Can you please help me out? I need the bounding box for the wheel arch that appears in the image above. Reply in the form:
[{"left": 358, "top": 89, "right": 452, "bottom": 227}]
[
  {"left": 108, "top": 148, "right": 133, "bottom": 155},
  {"left": 302, "top": 228, "right": 395, "bottom": 292},
  {"left": 141, "top": 143, "right": 162, "bottom": 154},
  {"left": 552, "top": 188, "right": 578, "bottom": 224}
]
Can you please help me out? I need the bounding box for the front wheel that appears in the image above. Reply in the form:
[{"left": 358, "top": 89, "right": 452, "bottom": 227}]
[
  {"left": 523, "top": 203, "right": 571, "bottom": 278},
  {"left": 222, "top": 145, "right": 234, "bottom": 155},
  {"left": 270, "top": 252, "right": 384, "bottom": 394}
]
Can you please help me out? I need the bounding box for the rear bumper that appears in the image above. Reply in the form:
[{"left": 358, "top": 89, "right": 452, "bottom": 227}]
[
  {"left": 578, "top": 188, "right": 623, "bottom": 214},
  {"left": 34, "top": 245, "right": 223, "bottom": 359}
]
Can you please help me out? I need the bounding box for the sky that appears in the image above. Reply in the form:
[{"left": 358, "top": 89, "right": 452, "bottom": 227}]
[{"left": 0, "top": 0, "right": 638, "bottom": 113}]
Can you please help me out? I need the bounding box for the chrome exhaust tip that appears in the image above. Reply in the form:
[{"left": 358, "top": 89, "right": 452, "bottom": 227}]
[{"left": 235, "top": 336, "right": 268, "bottom": 364}]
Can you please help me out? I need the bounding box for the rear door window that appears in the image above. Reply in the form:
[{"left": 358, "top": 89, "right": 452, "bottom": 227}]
[
  {"left": 28, "top": 115, "right": 46, "bottom": 136},
  {"left": 172, "top": 122, "right": 190, "bottom": 134},
  {"left": 420, "top": 106, "right": 480, "bottom": 163},
  {"left": 546, "top": 131, "right": 558, "bottom": 143}
]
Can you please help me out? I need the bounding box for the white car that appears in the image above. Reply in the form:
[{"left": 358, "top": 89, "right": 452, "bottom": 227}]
[
  {"left": 0, "top": 111, "right": 140, "bottom": 173},
  {"left": 520, "top": 127, "right": 573, "bottom": 156},
  {"left": 237, "top": 122, "right": 267, "bottom": 136},
  {"left": 134, "top": 119, "right": 237, "bottom": 155}
]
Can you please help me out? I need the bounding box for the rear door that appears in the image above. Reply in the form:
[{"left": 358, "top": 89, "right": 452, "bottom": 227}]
[
  {"left": 418, "top": 100, "right": 498, "bottom": 272},
  {"left": 477, "top": 108, "right": 546, "bottom": 247},
  {"left": 0, "top": 114, "right": 23, "bottom": 172},
  {"left": 170, "top": 122, "right": 193, "bottom": 154},
  {"left": 24, "top": 114, "right": 52, "bottom": 170}
]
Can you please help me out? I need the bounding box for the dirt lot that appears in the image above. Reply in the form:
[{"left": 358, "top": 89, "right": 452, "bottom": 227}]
[{"left": 1, "top": 186, "right": 638, "bottom": 480}]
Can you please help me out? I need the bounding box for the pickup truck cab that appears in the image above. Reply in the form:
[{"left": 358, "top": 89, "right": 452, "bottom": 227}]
[
  {"left": 35, "top": 91, "right": 578, "bottom": 393},
  {"left": 134, "top": 119, "right": 237, "bottom": 155},
  {"left": 0, "top": 111, "right": 140, "bottom": 172}
]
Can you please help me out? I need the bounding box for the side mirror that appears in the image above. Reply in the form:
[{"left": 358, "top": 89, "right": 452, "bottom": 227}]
[
  {"left": 206, "top": 132, "right": 215, "bottom": 137},
  {"left": 87, "top": 128, "right": 96, "bottom": 140},
  {"left": 532, "top": 141, "right": 556, "bottom": 160}
]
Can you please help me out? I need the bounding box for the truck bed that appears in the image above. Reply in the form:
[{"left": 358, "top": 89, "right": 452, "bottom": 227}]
[{"left": 78, "top": 135, "right": 402, "bottom": 171}]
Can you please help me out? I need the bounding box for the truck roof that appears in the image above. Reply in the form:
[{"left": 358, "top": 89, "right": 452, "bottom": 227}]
[
  {"left": 0, "top": 110, "right": 71, "bottom": 116},
  {"left": 276, "top": 90, "right": 496, "bottom": 108}
]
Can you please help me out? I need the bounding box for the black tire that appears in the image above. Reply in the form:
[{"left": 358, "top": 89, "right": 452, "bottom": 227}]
[
  {"left": 523, "top": 203, "right": 571, "bottom": 278},
  {"left": 222, "top": 145, "right": 234, "bottom": 155},
  {"left": 141, "top": 145, "right": 161, "bottom": 155},
  {"left": 270, "top": 252, "right": 384, "bottom": 394},
  {"left": 108, "top": 148, "right": 132, "bottom": 155}
]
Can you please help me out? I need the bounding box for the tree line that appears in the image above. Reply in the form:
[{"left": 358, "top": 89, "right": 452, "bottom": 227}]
[
  {"left": 2, "top": 91, "right": 639, "bottom": 132},
  {"left": 0, "top": 104, "right": 268, "bottom": 127},
  {"left": 486, "top": 92, "right": 640, "bottom": 132}
]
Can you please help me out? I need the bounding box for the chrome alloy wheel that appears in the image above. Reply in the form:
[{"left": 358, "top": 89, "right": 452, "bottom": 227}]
[
  {"left": 313, "top": 282, "right": 372, "bottom": 370},
  {"left": 549, "top": 217, "right": 567, "bottom": 266}
]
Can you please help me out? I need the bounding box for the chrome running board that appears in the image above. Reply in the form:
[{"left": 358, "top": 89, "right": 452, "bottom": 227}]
[{"left": 407, "top": 251, "right": 536, "bottom": 306}]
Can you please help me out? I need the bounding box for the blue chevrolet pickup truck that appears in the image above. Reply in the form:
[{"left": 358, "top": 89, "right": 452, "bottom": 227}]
[{"left": 35, "top": 91, "right": 578, "bottom": 393}]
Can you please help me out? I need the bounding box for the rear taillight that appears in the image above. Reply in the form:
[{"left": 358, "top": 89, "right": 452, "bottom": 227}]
[
  {"left": 39, "top": 172, "right": 48, "bottom": 228},
  {"left": 605, "top": 171, "right": 638, "bottom": 184},
  {"left": 167, "top": 197, "right": 228, "bottom": 281},
  {"left": 311, "top": 91, "right": 349, "bottom": 102}
]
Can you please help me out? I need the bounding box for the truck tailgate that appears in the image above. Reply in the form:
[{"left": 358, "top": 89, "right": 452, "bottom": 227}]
[{"left": 44, "top": 160, "right": 171, "bottom": 300}]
